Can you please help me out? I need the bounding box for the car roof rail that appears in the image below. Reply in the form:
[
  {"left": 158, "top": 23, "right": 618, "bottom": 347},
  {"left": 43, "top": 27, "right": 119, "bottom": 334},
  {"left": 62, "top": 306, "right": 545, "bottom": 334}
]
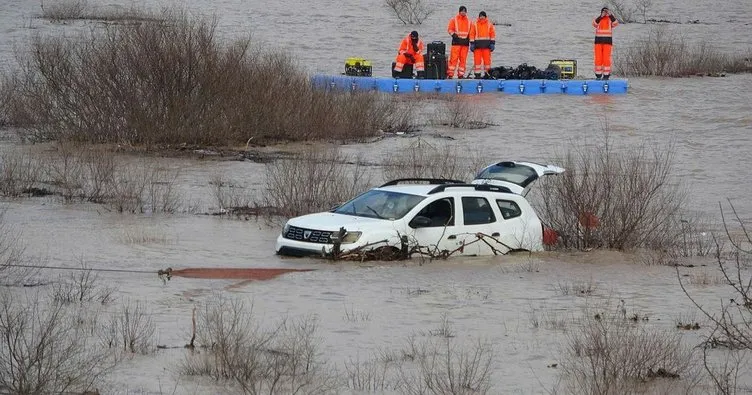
[
  {"left": 379, "top": 178, "right": 466, "bottom": 187},
  {"left": 427, "top": 183, "right": 513, "bottom": 194}
]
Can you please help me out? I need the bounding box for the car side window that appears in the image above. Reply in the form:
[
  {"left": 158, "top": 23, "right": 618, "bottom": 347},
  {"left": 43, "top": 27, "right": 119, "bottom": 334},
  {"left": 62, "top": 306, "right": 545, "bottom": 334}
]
[
  {"left": 414, "top": 198, "right": 455, "bottom": 227},
  {"left": 496, "top": 199, "right": 522, "bottom": 219},
  {"left": 462, "top": 197, "right": 496, "bottom": 225}
]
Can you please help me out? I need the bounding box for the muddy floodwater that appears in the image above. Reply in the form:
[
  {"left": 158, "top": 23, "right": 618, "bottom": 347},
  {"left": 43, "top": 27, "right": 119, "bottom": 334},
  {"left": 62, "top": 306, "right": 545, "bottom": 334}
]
[{"left": 2, "top": 0, "right": 752, "bottom": 393}]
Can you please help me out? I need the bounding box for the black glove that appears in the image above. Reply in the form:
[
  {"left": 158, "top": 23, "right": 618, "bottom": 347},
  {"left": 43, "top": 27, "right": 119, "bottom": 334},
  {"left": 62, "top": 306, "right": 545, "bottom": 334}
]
[
  {"left": 595, "top": 16, "right": 603, "bottom": 23},
  {"left": 452, "top": 33, "right": 459, "bottom": 40},
  {"left": 405, "top": 53, "right": 415, "bottom": 61}
]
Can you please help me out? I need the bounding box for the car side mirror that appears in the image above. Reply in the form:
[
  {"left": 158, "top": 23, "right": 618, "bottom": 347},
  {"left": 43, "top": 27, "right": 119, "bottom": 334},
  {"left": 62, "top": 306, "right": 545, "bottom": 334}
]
[{"left": 409, "top": 215, "right": 432, "bottom": 228}]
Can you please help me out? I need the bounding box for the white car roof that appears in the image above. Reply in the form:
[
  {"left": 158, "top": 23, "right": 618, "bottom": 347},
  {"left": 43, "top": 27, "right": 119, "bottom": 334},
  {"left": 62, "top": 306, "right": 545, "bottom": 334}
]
[{"left": 376, "top": 183, "right": 516, "bottom": 197}]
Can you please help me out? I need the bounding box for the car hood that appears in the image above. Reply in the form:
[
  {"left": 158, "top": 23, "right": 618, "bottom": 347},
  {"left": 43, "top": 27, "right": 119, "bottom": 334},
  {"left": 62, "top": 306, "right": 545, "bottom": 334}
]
[{"left": 287, "top": 212, "right": 392, "bottom": 231}]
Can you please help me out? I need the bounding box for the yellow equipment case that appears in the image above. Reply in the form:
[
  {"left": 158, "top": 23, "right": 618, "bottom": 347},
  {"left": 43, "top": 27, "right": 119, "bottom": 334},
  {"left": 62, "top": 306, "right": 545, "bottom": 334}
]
[
  {"left": 345, "top": 57, "right": 373, "bottom": 77},
  {"left": 548, "top": 59, "right": 577, "bottom": 79}
]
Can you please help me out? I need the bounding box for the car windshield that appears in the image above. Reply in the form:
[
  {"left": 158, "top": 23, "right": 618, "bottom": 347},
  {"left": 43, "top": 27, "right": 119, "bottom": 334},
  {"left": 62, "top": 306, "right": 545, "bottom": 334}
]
[
  {"left": 333, "top": 190, "right": 425, "bottom": 220},
  {"left": 475, "top": 163, "right": 538, "bottom": 187}
]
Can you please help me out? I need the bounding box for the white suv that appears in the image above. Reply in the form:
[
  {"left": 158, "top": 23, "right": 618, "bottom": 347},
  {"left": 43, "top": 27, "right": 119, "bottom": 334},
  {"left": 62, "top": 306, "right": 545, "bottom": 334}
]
[{"left": 275, "top": 161, "right": 564, "bottom": 258}]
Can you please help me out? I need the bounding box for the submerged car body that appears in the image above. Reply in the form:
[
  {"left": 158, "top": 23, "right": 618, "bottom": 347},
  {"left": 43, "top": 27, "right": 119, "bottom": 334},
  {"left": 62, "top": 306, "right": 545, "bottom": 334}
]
[{"left": 275, "top": 161, "right": 565, "bottom": 258}]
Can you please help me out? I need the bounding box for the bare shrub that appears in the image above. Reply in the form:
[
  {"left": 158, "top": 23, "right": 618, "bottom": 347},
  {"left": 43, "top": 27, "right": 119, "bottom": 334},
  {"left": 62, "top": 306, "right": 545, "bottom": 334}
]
[
  {"left": 40, "top": 0, "right": 88, "bottom": 21},
  {"left": 46, "top": 143, "right": 86, "bottom": 201},
  {"left": 560, "top": 303, "right": 697, "bottom": 394},
  {"left": 263, "top": 146, "right": 373, "bottom": 219},
  {"left": 0, "top": 209, "right": 27, "bottom": 284},
  {"left": 679, "top": 201, "right": 752, "bottom": 380},
  {"left": 180, "top": 294, "right": 336, "bottom": 394},
  {"left": 555, "top": 278, "right": 598, "bottom": 296},
  {"left": 0, "top": 291, "right": 118, "bottom": 394},
  {"left": 344, "top": 354, "right": 393, "bottom": 391},
  {"left": 634, "top": 0, "right": 653, "bottom": 23},
  {"left": 616, "top": 26, "right": 752, "bottom": 77},
  {"left": 539, "top": 132, "right": 686, "bottom": 250},
  {"left": 385, "top": 0, "right": 435, "bottom": 25},
  {"left": 105, "top": 161, "right": 181, "bottom": 214},
  {"left": 0, "top": 152, "right": 44, "bottom": 197},
  {"left": 343, "top": 304, "right": 372, "bottom": 323},
  {"left": 101, "top": 300, "right": 155, "bottom": 354},
  {"left": 607, "top": 0, "right": 635, "bottom": 23},
  {"left": 382, "top": 137, "right": 486, "bottom": 182},
  {"left": 433, "top": 97, "right": 490, "bottom": 129},
  {"left": 50, "top": 259, "right": 116, "bottom": 305},
  {"left": 210, "top": 172, "right": 255, "bottom": 211},
  {"left": 397, "top": 336, "right": 494, "bottom": 395},
  {"left": 9, "top": 8, "right": 407, "bottom": 147}
]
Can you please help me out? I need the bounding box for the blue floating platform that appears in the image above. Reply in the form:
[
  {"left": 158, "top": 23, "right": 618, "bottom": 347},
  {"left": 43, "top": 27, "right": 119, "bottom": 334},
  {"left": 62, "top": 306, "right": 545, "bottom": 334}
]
[{"left": 312, "top": 74, "right": 628, "bottom": 95}]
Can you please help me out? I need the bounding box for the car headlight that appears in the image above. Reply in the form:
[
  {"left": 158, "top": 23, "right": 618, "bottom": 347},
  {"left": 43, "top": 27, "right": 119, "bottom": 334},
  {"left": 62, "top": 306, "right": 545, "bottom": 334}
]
[
  {"left": 340, "top": 231, "right": 362, "bottom": 244},
  {"left": 282, "top": 222, "right": 290, "bottom": 234}
]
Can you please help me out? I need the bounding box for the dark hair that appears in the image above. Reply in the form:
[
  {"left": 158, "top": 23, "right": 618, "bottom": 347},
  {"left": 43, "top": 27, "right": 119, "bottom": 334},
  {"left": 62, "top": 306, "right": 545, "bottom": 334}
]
[
  {"left": 459, "top": 6, "right": 467, "bottom": 12},
  {"left": 601, "top": 7, "right": 609, "bottom": 12},
  {"left": 410, "top": 30, "right": 419, "bottom": 38},
  {"left": 479, "top": 11, "right": 487, "bottom": 17}
]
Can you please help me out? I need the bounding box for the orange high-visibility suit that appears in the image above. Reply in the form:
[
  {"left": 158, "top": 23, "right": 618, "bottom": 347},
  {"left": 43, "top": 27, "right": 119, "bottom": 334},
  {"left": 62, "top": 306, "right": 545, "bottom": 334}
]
[
  {"left": 593, "top": 13, "right": 618, "bottom": 78},
  {"left": 394, "top": 34, "right": 425, "bottom": 73},
  {"left": 469, "top": 17, "right": 496, "bottom": 75},
  {"left": 447, "top": 13, "right": 471, "bottom": 78}
]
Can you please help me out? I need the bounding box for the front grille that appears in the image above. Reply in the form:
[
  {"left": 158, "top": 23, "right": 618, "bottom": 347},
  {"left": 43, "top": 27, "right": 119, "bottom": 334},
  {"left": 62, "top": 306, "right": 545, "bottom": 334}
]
[{"left": 284, "top": 226, "right": 332, "bottom": 244}]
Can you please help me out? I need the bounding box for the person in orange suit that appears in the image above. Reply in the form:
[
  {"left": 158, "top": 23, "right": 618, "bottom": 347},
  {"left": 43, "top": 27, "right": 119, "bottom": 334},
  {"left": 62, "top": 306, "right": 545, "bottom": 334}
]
[
  {"left": 446, "top": 6, "right": 471, "bottom": 79},
  {"left": 469, "top": 11, "right": 496, "bottom": 79},
  {"left": 393, "top": 31, "right": 425, "bottom": 78},
  {"left": 593, "top": 6, "right": 619, "bottom": 80}
]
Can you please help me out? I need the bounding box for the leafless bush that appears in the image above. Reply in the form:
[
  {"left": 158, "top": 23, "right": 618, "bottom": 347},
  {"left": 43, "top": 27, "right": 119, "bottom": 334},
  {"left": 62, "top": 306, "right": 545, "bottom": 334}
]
[
  {"left": 634, "top": 0, "right": 653, "bottom": 23},
  {"left": 555, "top": 278, "right": 598, "bottom": 296},
  {"left": 397, "top": 336, "right": 494, "bottom": 395},
  {"left": 679, "top": 200, "right": 752, "bottom": 386},
  {"left": 40, "top": 0, "right": 88, "bottom": 21},
  {"left": 560, "top": 303, "right": 697, "bottom": 394},
  {"left": 0, "top": 152, "right": 44, "bottom": 197},
  {"left": 210, "top": 172, "right": 255, "bottom": 212},
  {"left": 0, "top": 209, "right": 27, "bottom": 283},
  {"left": 344, "top": 353, "right": 394, "bottom": 391},
  {"left": 50, "top": 259, "right": 116, "bottom": 305},
  {"left": 105, "top": 161, "right": 181, "bottom": 214},
  {"left": 263, "top": 146, "right": 373, "bottom": 219},
  {"left": 616, "top": 27, "right": 752, "bottom": 77},
  {"left": 385, "top": 0, "right": 435, "bottom": 25},
  {"left": 0, "top": 291, "right": 118, "bottom": 394},
  {"left": 382, "top": 137, "right": 487, "bottom": 182},
  {"left": 180, "top": 294, "right": 336, "bottom": 394},
  {"left": 433, "top": 97, "right": 490, "bottom": 129},
  {"left": 9, "top": 8, "right": 407, "bottom": 147},
  {"left": 607, "top": 0, "right": 635, "bottom": 23},
  {"left": 539, "top": 132, "right": 686, "bottom": 250},
  {"left": 46, "top": 143, "right": 86, "bottom": 201},
  {"left": 100, "top": 300, "right": 155, "bottom": 354}
]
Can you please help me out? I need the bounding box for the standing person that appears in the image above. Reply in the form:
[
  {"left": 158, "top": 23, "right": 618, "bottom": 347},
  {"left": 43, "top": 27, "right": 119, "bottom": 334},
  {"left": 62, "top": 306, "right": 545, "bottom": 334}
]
[
  {"left": 447, "top": 6, "right": 471, "bottom": 79},
  {"left": 393, "top": 31, "right": 425, "bottom": 78},
  {"left": 593, "top": 6, "right": 618, "bottom": 80},
  {"left": 469, "top": 11, "right": 496, "bottom": 79}
]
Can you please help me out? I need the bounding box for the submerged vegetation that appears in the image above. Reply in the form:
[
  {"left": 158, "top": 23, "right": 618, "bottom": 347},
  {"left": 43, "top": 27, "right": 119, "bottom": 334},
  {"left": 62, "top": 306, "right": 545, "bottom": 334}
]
[
  {"left": 616, "top": 26, "right": 752, "bottom": 77},
  {"left": 3, "top": 8, "right": 413, "bottom": 147}
]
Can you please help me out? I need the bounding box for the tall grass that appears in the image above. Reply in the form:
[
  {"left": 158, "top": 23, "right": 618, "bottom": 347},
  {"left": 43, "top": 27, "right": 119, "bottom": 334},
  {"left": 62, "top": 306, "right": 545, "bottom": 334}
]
[
  {"left": 7, "top": 8, "right": 412, "bottom": 146},
  {"left": 616, "top": 26, "right": 752, "bottom": 77}
]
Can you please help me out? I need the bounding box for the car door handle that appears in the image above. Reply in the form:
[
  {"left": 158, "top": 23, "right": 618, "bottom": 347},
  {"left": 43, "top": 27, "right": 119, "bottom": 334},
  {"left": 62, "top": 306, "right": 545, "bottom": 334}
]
[
  {"left": 492, "top": 232, "right": 500, "bottom": 237},
  {"left": 448, "top": 235, "right": 457, "bottom": 240}
]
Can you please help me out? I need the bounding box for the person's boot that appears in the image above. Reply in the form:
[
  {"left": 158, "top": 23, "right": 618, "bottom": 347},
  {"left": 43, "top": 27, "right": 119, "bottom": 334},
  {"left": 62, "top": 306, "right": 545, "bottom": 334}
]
[
  {"left": 474, "top": 73, "right": 482, "bottom": 79},
  {"left": 595, "top": 73, "right": 602, "bottom": 80},
  {"left": 602, "top": 74, "right": 610, "bottom": 80},
  {"left": 416, "top": 70, "right": 426, "bottom": 79}
]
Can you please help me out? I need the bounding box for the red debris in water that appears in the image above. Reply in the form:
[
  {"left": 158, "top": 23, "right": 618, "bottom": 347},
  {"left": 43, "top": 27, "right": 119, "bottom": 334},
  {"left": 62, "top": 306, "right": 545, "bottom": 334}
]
[
  {"left": 578, "top": 212, "right": 600, "bottom": 229},
  {"left": 169, "top": 268, "right": 313, "bottom": 281},
  {"left": 543, "top": 227, "right": 559, "bottom": 245}
]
